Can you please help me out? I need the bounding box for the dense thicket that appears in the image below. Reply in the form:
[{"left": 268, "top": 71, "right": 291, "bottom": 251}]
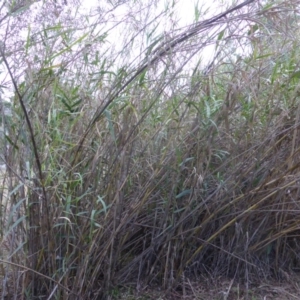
[{"left": 1, "top": 0, "right": 300, "bottom": 299}]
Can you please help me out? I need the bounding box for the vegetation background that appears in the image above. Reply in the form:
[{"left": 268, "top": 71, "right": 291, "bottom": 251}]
[{"left": 1, "top": 0, "right": 300, "bottom": 299}]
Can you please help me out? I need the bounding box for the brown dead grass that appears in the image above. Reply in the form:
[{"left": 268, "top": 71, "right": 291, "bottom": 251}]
[{"left": 118, "top": 275, "right": 300, "bottom": 300}]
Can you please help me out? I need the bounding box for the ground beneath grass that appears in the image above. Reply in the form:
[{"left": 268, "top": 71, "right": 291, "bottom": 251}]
[{"left": 117, "top": 275, "right": 300, "bottom": 300}]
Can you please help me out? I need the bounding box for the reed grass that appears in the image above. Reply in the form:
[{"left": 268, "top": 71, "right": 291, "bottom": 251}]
[{"left": 1, "top": 0, "right": 300, "bottom": 299}]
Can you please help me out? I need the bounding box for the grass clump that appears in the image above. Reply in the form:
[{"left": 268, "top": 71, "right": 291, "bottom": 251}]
[{"left": 1, "top": 0, "right": 300, "bottom": 299}]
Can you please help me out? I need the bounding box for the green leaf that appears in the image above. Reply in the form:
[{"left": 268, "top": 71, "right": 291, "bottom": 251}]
[
  {"left": 179, "top": 157, "right": 194, "bottom": 167},
  {"left": 25, "top": 24, "right": 31, "bottom": 55},
  {"left": 290, "top": 71, "right": 300, "bottom": 79},
  {"left": 247, "top": 24, "right": 259, "bottom": 36},
  {"left": 139, "top": 69, "right": 147, "bottom": 87},
  {"left": 8, "top": 184, "right": 24, "bottom": 197},
  {"left": 10, "top": 3, "right": 31, "bottom": 15},
  {"left": 49, "top": 33, "right": 89, "bottom": 61},
  {"left": 176, "top": 189, "right": 192, "bottom": 199},
  {"left": 5, "top": 216, "right": 26, "bottom": 237},
  {"left": 97, "top": 196, "right": 110, "bottom": 214},
  {"left": 5, "top": 135, "right": 19, "bottom": 150},
  {"left": 217, "top": 29, "right": 225, "bottom": 41}
]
